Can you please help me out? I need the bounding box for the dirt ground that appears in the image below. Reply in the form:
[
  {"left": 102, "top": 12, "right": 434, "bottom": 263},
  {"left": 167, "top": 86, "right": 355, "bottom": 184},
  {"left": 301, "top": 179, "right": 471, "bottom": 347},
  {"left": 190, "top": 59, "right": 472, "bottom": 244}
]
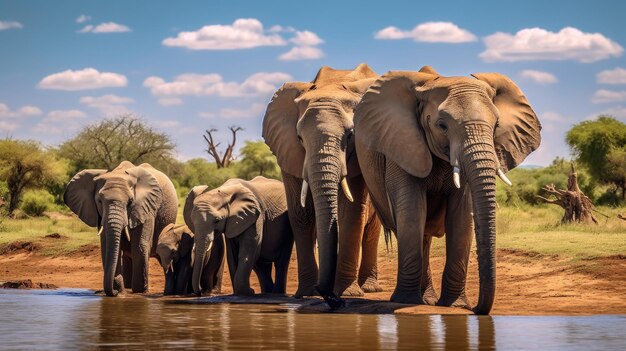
[{"left": 1, "top": 243, "right": 625, "bottom": 315}]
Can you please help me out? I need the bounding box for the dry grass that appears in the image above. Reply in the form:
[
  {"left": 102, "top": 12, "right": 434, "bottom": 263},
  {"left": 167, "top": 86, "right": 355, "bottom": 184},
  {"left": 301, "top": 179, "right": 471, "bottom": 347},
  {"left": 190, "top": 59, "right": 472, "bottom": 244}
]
[{"left": 1, "top": 205, "right": 624, "bottom": 261}]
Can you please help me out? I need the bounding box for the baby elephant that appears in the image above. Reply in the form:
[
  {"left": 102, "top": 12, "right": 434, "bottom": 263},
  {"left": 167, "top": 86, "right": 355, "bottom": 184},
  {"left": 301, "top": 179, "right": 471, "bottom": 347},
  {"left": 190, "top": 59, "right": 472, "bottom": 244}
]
[
  {"left": 155, "top": 223, "right": 225, "bottom": 296},
  {"left": 184, "top": 176, "right": 293, "bottom": 296}
]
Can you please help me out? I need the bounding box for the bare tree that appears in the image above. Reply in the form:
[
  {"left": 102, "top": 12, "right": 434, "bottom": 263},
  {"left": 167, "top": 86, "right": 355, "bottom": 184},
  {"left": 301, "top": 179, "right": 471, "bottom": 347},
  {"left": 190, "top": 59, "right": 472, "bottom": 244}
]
[
  {"left": 537, "top": 163, "right": 598, "bottom": 224},
  {"left": 203, "top": 126, "right": 243, "bottom": 168}
]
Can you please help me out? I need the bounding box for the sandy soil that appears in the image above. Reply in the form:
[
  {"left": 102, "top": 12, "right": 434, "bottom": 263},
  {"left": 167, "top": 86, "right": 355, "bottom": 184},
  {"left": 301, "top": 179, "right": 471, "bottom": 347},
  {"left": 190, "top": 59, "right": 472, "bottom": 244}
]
[{"left": 1, "top": 243, "right": 625, "bottom": 315}]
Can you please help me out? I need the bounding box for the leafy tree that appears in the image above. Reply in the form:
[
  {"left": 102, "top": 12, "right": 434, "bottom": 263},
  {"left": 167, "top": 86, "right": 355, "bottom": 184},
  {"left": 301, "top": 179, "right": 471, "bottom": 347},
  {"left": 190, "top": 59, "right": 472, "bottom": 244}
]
[
  {"left": 57, "top": 115, "right": 177, "bottom": 173},
  {"left": 0, "top": 139, "right": 67, "bottom": 215},
  {"left": 175, "top": 158, "right": 239, "bottom": 198},
  {"left": 566, "top": 116, "right": 626, "bottom": 200},
  {"left": 237, "top": 141, "right": 281, "bottom": 180}
]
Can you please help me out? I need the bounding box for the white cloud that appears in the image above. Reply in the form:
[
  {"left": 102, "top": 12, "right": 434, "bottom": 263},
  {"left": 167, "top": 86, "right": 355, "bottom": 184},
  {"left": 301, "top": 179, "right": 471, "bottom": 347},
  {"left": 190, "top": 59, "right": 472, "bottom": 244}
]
[
  {"left": 279, "top": 46, "right": 324, "bottom": 61},
  {"left": 80, "top": 94, "right": 134, "bottom": 115},
  {"left": 201, "top": 103, "right": 266, "bottom": 120},
  {"left": 38, "top": 68, "right": 128, "bottom": 91},
  {"left": 144, "top": 71, "right": 292, "bottom": 98},
  {"left": 597, "top": 67, "right": 626, "bottom": 85},
  {"left": 162, "top": 18, "right": 286, "bottom": 50},
  {"left": 0, "top": 102, "right": 43, "bottom": 118},
  {"left": 0, "top": 21, "right": 23, "bottom": 31},
  {"left": 32, "top": 110, "right": 87, "bottom": 134},
  {"left": 158, "top": 97, "right": 184, "bottom": 106},
  {"left": 592, "top": 89, "right": 626, "bottom": 104},
  {"left": 268, "top": 25, "right": 295, "bottom": 33},
  {"left": 76, "top": 15, "right": 91, "bottom": 24},
  {"left": 481, "top": 27, "right": 623, "bottom": 63},
  {"left": 0, "top": 121, "right": 19, "bottom": 133},
  {"left": 519, "top": 70, "right": 558, "bottom": 84},
  {"left": 289, "top": 31, "right": 324, "bottom": 46},
  {"left": 79, "top": 22, "right": 131, "bottom": 33},
  {"left": 374, "top": 22, "right": 477, "bottom": 43}
]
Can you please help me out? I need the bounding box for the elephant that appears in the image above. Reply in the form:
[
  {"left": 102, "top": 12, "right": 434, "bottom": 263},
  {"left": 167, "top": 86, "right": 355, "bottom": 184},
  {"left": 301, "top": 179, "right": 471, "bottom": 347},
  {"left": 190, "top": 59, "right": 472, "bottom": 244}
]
[
  {"left": 353, "top": 66, "right": 541, "bottom": 315},
  {"left": 184, "top": 176, "right": 294, "bottom": 296},
  {"left": 64, "top": 161, "right": 179, "bottom": 296},
  {"left": 155, "top": 223, "right": 225, "bottom": 296},
  {"left": 262, "top": 63, "right": 383, "bottom": 308}
]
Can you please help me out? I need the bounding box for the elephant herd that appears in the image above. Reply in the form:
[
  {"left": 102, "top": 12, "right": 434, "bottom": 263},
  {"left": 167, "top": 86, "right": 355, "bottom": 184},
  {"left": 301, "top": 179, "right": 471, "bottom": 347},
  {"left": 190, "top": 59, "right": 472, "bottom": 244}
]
[{"left": 64, "top": 64, "right": 541, "bottom": 315}]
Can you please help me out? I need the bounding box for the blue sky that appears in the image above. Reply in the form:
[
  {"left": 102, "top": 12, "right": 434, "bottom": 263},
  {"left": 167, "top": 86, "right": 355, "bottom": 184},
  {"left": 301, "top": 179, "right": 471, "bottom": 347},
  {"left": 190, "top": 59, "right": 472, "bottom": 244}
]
[{"left": 1, "top": 0, "right": 626, "bottom": 165}]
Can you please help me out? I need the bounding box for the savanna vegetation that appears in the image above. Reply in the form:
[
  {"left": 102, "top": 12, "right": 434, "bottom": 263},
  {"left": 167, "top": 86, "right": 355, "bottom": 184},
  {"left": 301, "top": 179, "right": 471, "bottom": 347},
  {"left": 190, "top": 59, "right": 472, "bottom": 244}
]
[{"left": 0, "top": 114, "right": 624, "bottom": 261}]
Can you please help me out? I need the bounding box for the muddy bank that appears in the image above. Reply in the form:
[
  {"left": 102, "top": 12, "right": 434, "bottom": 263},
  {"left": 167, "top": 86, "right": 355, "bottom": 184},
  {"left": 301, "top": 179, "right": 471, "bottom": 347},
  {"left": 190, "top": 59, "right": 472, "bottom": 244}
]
[{"left": 1, "top": 246, "right": 626, "bottom": 315}]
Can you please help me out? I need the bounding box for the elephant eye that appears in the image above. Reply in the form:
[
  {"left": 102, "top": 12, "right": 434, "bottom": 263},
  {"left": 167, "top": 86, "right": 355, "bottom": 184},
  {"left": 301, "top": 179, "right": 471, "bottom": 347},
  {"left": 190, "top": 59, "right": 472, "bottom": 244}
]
[
  {"left": 436, "top": 119, "right": 448, "bottom": 133},
  {"left": 297, "top": 135, "right": 304, "bottom": 145}
]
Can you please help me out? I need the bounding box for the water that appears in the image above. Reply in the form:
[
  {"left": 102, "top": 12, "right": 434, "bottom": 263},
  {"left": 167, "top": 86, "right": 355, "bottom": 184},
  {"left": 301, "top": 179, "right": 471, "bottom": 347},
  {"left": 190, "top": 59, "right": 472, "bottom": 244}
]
[{"left": 0, "top": 289, "right": 625, "bottom": 350}]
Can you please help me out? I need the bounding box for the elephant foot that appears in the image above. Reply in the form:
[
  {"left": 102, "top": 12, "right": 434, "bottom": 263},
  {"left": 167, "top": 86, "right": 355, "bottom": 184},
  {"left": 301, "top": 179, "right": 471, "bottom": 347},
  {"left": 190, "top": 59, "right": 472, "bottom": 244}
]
[
  {"left": 336, "top": 281, "right": 364, "bottom": 297},
  {"left": 235, "top": 287, "right": 255, "bottom": 296},
  {"left": 360, "top": 277, "right": 383, "bottom": 293},
  {"left": 437, "top": 293, "right": 472, "bottom": 310},
  {"left": 422, "top": 285, "right": 438, "bottom": 306},
  {"left": 316, "top": 286, "right": 345, "bottom": 311},
  {"left": 390, "top": 288, "right": 424, "bottom": 305},
  {"left": 294, "top": 285, "right": 319, "bottom": 298}
]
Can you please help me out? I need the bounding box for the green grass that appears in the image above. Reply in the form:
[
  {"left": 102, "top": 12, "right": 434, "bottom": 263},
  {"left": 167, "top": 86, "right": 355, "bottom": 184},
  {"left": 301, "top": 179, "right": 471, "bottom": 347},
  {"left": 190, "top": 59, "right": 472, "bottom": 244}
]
[
  {"left": 1, "top": 205, "right": 625, "bottom": 261},
  {"left": 0, "top": 213, "right": 98, "bottom": 255}
]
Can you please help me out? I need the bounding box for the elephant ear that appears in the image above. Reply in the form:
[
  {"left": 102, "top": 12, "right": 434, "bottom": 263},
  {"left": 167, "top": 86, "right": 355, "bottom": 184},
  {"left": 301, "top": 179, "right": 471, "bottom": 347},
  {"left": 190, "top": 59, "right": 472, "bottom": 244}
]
[
  {"left": 354, "top": 71, "right": 437, "bottom": 178},
  {"left": 262, "top": 82, "right": 313, "bottom": 178},
  {"left": 63, "top": 169, "right": 107, "bottom": 227},
  {"left": 179, "top": 227, "right": 194, "bottom": 258},
  {"left": 183, "top": 185, "right": 209, "bottom": 234},
  {"left": 125, "top": 166, "right": 163, "bottom": 228},
  {"left": 224, "top": 184, "right": 261, "bottom": 239},
  {"left": 471, "top": 73, "right": 542, "bottom": 172}
]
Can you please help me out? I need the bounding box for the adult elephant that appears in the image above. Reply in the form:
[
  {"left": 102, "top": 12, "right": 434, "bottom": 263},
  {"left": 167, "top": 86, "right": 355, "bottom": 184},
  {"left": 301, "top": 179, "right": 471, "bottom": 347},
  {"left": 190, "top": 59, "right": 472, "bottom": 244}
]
[
  {"left": 262, "top": 64, "right": 383, "bottom": 308},
  {"left": 64, "top": 161, "right": 178, "bottom": 296},
  {"left": 353, "top": 67, "right": 541, "bottom": 315}
]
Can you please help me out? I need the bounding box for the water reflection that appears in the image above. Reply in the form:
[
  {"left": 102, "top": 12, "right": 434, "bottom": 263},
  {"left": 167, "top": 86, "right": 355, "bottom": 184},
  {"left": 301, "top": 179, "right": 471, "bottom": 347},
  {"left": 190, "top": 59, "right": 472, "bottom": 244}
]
[{"left": 0, "top": 290, "right": 625, "bottom": 350}]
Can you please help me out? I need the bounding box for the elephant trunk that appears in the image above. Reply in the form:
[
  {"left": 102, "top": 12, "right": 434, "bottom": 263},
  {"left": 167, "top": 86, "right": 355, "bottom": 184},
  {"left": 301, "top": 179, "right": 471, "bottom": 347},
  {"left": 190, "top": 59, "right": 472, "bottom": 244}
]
[
  {"left": 307, "top": 135, "right": 344, "bottom": 308},
  {"left": 462, "top": 123, "right": 498, "bottom": 315},
  {"left": 164, "top": 267, "right": 176, "bottom": 295},
  {"left": 103, "top": 203, "right": 126, "bottom": 297},
  {"left": 192, "top": 232, "right": 212, "bottom": 295}
]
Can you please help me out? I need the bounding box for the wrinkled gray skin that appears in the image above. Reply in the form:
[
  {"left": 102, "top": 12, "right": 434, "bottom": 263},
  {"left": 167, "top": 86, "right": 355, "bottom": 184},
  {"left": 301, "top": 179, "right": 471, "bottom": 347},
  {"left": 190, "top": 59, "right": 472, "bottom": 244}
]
[
  {"left": 64, "top": 161, "right": 178, "bottom": 296},
  {"left": 184, "top": 176, "right": 293, "bottom": 296},
  {"left": 156, "top": 224, "right": 225, "bottom": 295},
  {"left": 354, "top": 67, "right": 541, "bottom": 315},
  {"left": 262, "top": 64, "right": 383, "bottom": 309}
]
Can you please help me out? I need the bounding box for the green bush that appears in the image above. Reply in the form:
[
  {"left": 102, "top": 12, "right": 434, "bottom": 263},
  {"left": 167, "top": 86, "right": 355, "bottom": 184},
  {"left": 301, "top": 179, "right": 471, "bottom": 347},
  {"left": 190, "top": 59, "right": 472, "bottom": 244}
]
[{"left": 20, "top": 190, "right": 55, "bottom": 216}]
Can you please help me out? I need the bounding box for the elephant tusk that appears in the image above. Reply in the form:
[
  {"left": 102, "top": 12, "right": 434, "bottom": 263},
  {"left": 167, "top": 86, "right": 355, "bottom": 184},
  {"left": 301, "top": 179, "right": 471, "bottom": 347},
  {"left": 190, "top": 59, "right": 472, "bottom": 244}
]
[
  {"left": 206, "top": 240, "right": 213, "bottom": 254},
  {"left": 97, "top": 226, "right": 104, "bottom": 237},
  {"left": 300, "top": 180, "right": 308, "bottom": 207},
  {"left": 497, "top": 168, "right": 513, "bottom": 186},
  {"left": 124, "top": 227, "right": 131, "bottom": 242},
  {"left": 166, "top": 261, "right": 174, "bottom": 274},
  {"left": 341, "top": 177, "right": 354, "bottom": 202},
  {"left": 453, "top": 167, "right": 461, "bottom": 189}
]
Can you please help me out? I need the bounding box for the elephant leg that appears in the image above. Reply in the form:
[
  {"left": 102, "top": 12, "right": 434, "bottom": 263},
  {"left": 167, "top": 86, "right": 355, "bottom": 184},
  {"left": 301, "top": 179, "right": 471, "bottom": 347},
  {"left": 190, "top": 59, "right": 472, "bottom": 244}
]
[
  {"left": 437, "top": 188, "right": 473, "bottom": 309},
  {"left": 254, "top": 260, "right": 274, "bottom": 293},
  {"left": 335, "top": 176, "right": 369, "bottom": 297},
  {"left": 225, "top": 239, "right": 238, "bottom": 292},
  {"left": 233, "top": 225, "right": 261, "bottom": 296},
  {"left": 122, "top": 252, "right": 132, "bottom": 290},
  {"left": 130, "top": 219, "right": 154, "bottom": 293},
  {"left": 387, "top": 163, "right": 426, "bottom": 304},
  {"left": 282, "top": 172, "right": 318, "bottom": 297},
  {"left": 421, "top": 235, "right": 437, "bottom": 305},
  {"left": 358, "top": 204, "right": 382, "bottom": 293},
  {"left": 272, "top": 231, "right": 293, "bottom": 294}
]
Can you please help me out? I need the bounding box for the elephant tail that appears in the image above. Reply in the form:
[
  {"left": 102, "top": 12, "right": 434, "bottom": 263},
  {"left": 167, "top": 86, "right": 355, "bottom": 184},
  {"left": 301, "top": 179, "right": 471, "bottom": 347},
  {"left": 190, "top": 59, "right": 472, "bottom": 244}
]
[{"left": 383, "top": 228, "right": 393, "bottom": 253}]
